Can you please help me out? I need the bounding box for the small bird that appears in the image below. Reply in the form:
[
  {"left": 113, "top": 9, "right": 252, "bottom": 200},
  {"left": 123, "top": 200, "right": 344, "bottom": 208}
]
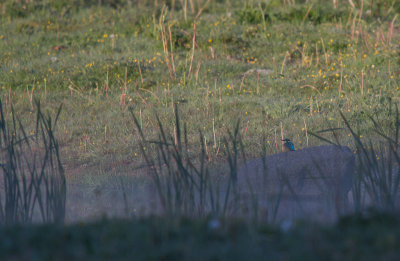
[{"left": 282, "top": 138, "right": 295, "bottom": 151}]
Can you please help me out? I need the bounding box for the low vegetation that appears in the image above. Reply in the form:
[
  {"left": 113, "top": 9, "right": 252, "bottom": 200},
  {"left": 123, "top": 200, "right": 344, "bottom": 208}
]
[{"left": 1, "top": 212, "right": 400, "bottom": 260}]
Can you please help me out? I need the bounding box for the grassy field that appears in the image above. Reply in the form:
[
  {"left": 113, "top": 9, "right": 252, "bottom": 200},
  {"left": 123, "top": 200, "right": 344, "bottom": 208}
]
[
  {"left": 1, "top": 0, "right": 399, "bottom": 169},
  {"left": 0, "top": 0, "right": 400, "bottom": 258}
]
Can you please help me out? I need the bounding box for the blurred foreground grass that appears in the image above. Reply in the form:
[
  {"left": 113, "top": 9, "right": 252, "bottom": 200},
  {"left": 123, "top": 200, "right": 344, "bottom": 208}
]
[{"left": 1, "top": 211, "right": 400, "bottom": 260}]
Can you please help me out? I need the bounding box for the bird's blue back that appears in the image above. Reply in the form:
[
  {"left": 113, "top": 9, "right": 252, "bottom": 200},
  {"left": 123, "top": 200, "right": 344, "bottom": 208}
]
[{"left": 284, "top": 139, "right": 295, "bottom": 151}]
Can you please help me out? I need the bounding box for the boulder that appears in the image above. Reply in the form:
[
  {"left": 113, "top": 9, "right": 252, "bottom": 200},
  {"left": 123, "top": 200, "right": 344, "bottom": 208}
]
[{"left": 236, "top": 145, "right": 355, "bottom": 222}]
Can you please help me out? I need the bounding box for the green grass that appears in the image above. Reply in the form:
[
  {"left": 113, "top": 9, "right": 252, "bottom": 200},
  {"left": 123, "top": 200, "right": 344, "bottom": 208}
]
[{"left": 1, "top": 0, "right": 399, "bottom": 174}]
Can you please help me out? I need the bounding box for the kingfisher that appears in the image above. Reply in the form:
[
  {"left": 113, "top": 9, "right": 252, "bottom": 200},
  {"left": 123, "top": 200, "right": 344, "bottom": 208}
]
[{"left": 282, "top": 138, "right": 295, "bottom": 151}]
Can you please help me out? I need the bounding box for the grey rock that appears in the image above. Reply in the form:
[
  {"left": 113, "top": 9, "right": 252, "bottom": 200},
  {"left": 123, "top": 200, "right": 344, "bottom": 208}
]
[{"left": 236, "top": 145, "right": 355, "bottom": 223}]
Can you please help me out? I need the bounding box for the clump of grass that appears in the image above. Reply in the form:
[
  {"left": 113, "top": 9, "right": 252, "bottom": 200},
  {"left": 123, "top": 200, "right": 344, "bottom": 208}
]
[
  {"left": 341, "top": 108, "right": 400, "bottom": 212},
  {"left": 0, "top": 99, "right": 65, "bottom": 225},
  {"left": 131, "top": 104, "right": 246, "bottom": 219},
  {"left": 310, "top": 107, "right": 400, "bottom": 214}
]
